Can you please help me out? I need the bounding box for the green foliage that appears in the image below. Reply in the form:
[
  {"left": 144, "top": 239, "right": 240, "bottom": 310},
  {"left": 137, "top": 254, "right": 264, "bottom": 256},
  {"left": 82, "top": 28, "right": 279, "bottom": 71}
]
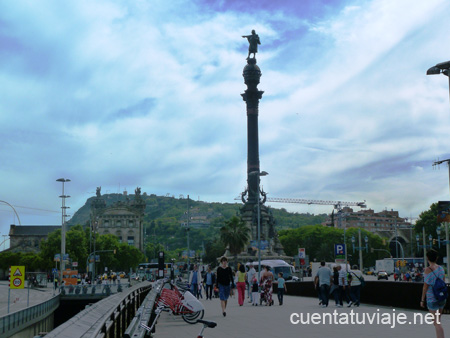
[
  {"left": 0, "top": 251, "right": 46, "bottom": 272},
  {"left": 220, "top": 216, "right": 250, "bottom": 268},
  {"left": 415, "top": 203, "right": 439, "bottom": 237}
]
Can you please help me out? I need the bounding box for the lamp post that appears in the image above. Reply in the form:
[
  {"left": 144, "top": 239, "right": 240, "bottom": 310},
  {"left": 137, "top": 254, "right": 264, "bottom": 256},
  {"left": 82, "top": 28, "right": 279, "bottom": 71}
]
[
  {"left": 436, "top": 225, "right": 450, "bottom": 282},
  {"left": 249, "top": 170, "right": 268, "bottom": 282},
  {"left": 351, "top": 230, "right": 368, "bottom": 271},
  {"left": 186, "top": 195, "right": 190, "bottom": 269},
  {"left": 416, "top": 228, "right": 433, "bottom": 268},
  {"left": 0, "top": 200, "right": 22, "bottom": 226},
  {"left": 427, "top": 60, "right": 450, "bottom": 103},
  {"left": 56, "top": 178, "right": 70, "bottom": 283}
]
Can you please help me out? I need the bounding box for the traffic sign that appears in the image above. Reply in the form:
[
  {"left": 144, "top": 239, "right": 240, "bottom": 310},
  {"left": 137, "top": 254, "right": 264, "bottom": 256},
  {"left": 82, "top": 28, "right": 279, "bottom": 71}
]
[
  {"left": 10, "top": 266, "right": 25, "bottom": 289},
  {"left": 298, "top": 248, "right": 306, "bottom": 258}
]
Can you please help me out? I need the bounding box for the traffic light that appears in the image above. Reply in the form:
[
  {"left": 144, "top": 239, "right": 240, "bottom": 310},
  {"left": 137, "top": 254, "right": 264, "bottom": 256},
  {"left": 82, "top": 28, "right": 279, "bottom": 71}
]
[{"left": 433, "top": 239, "right": 436, "bottom": 246}]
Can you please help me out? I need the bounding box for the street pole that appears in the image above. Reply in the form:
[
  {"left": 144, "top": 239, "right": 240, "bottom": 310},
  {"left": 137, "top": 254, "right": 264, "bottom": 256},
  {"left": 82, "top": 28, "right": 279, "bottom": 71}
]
[
  {"left": 395, "top": 218, "right": 398, "bottom": 259},
  {"left": 57, "top": 178, "right": 70, "bottom": 284},
  {"left": 446, "top": 222, "right": 450, "bottom": 283},
  {"left": 257, "top": 184, "right": 261, "bottom": 283},
  {"left": 423, "top": 227, "right": 427, "bottom": 268},
  {"left": 187, "top": 195, "right": 190, "bottom": 268},
  {"left": 358, "top": 229, "right": 363, "bottom": 271}
]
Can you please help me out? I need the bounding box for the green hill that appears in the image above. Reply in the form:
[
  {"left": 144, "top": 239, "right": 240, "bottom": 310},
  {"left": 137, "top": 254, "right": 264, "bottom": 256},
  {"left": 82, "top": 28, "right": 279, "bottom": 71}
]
[{"left": 68, "top": 193, "right": 327, "bottom": 253}]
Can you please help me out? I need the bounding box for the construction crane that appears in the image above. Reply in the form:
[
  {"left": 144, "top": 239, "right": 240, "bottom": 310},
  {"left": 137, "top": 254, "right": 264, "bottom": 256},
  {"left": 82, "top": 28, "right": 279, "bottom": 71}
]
[{"left": 234, "top": 195, "right": 366, "bottom": 211}]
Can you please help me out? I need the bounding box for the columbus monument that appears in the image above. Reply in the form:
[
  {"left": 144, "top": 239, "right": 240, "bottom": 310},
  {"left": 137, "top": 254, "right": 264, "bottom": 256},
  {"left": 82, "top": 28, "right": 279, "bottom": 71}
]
[{"left": 239, "top": 31, "right": 285, "bottom": 258}]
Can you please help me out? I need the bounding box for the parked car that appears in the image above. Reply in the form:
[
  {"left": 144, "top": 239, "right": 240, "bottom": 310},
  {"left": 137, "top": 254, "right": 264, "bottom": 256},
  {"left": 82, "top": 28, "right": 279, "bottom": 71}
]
[{"left": 377, "top": 271, "right": 388, "bottom": 280}]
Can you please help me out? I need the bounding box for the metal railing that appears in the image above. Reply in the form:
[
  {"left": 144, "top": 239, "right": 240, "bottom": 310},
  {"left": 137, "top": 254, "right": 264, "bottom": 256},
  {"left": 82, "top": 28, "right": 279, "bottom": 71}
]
[
  {"left": 124, "top": 279, "right": 164, "bottom": 338},
  {"left": 58, "top": 282, "right": 131, "bottom": 297},
  {"left": 0, "top": 295, "right": 59, "bottom": 337}
]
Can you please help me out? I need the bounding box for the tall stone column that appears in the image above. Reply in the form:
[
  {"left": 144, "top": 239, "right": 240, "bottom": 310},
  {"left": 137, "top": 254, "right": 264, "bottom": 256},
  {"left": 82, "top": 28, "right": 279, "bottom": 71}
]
[{"left": 242, "top": 58, "right": 264, "bottom": 204}]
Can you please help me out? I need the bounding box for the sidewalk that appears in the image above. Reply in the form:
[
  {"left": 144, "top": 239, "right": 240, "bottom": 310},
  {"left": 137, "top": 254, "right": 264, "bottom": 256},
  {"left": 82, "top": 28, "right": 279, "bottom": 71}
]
[
  {"left": 0, "top": 281, "right": 56, "bottom": 317},
  {"left": 153, "top": 293, "right": 449, "bottom": 338}
]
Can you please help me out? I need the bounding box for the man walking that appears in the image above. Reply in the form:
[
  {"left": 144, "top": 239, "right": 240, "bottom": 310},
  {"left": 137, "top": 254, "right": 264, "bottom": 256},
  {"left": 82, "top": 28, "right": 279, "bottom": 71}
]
[
  {"left": 188, "top": 265, "right": 201, "bottom": 298},
  {"left": 314, "top": 261, "right": 333, "bottom": 307},
  {"left": 247, "top": 263, "right": 256, "bottom": 303}
]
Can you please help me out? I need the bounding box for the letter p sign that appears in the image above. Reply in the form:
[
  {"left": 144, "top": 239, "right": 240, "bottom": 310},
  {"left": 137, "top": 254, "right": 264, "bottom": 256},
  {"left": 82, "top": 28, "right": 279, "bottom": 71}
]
[{"left": 335, "top": 244, "right": 345, "bottom": 257}]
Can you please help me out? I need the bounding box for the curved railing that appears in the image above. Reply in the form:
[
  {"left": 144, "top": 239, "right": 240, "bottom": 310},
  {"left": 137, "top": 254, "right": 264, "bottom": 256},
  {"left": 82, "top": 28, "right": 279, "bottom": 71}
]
[{"left": 0, "top": 295, "right": 59, "bottom": 337}]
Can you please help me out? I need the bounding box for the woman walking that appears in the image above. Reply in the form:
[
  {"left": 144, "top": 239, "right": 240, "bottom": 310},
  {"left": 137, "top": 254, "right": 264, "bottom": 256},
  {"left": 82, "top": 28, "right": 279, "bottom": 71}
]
[
  {"left": 236, "top": 264, "right": 246, "bottom": 306},
  {"left": 216, "top": 256, "right": 235, "bottom": 316},
  {"left": 420, "top": 249, "right": 446, "bottom": 338}
]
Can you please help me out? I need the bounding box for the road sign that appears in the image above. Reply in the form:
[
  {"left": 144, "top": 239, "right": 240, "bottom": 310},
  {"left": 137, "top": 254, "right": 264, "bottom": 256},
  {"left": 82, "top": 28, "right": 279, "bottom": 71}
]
[
  {"left": 298, "top": 248, "right": 306, "bottom": 258},
  {"left": 335, "top": 244, "right": 346, "bottom": 259},
  {"left": 73, "top": 262, "right": 78, "bottom": 267},
  {"left": 52, "top": 268, "right": 58, "bottom": 274},
  {"left": 10, "top": 266, "right": 25, "bottom": 289}
]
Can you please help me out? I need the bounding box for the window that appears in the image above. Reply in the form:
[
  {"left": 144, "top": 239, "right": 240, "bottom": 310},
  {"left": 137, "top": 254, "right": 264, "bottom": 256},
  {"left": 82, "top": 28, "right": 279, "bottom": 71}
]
[
  {"left": 128, "top": 236, "right": 134, "bottom": 245},
  {"left": 117, "top": 236, "right": 122, "bottom": 243}
]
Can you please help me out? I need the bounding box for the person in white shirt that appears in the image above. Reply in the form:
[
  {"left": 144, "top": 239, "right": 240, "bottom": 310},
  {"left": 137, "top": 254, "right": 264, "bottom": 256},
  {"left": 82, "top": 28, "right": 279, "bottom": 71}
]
[{"left": 247, "top": 263, "right": 256, "bottom": 303}]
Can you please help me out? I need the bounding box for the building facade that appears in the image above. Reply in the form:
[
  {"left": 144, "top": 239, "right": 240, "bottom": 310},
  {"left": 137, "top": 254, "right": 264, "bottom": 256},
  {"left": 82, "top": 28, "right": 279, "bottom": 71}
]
[
  {"left": 90, "top": 187, "right": 146, "bottom": 252},
  {"left": 324, "top": 207, "right": 412, "bottom": 232},
  {"left": 8, "top": 225, "right": 60, "bottom": 253}
]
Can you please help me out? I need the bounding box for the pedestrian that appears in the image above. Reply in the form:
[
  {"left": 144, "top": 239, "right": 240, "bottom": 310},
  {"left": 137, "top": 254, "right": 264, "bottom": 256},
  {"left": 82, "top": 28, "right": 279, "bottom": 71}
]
[
  {"left": 236, "top": 264, "right": 246, "bottom": 306},
  {"left": 420, "top": 249, "right": 446, "bottom": 338},
  {"left": 188, "top": 265, "right": 202, "bottom": 298},
  {"left": 203, "top": 267, "right": 215, "bottom": 300},
  {"left": 330, "top": 266, "right": 340, "bottom": 306},
  {"left": 349, "top": 265, "right": 363, "bottom": 307},
  {"left": 338, "top": 265, "right": 351, "bottom": 307},
  {"left": 260, "top": 266, "right": 274, "bottom": 306},
  {"left": 314, "top": 261, "right": 333, "bottom": 307},
  {"left": 247, "top": 263, "right": 256, "bottom": 303},
  {"left": 215, "top": 256, "right": 235, "bottom": 317},
  {"left": 276, "top": 272, "right": 287, "bottom": 305},
  {"left": 251, "top": 277, "right": 259, "bottom": 306}
]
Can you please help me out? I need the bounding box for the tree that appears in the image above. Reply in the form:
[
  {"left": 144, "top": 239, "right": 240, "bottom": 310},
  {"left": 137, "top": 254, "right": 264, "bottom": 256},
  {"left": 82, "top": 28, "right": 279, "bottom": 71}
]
[
  {"left": 220, "top": 216, "right": 250, "bottom": 269},
  {"left": 415, "top": 203, "right": 439, "bottom": 237},
  {"left": 415, "top": 203, "right": 447, "bottom": 261},
  {"left": 203, "top": 238, "right": 226, "bottom": 267}
]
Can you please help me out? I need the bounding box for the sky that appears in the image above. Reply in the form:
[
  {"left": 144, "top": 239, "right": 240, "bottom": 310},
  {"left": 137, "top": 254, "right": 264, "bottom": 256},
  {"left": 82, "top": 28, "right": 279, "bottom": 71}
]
[{"left": 1, "top": 0, "right": 450, "bottom": 246}]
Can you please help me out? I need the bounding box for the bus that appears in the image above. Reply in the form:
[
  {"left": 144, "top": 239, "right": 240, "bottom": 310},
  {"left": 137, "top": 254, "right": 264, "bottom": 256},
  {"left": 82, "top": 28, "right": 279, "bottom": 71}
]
[{"left": 137, "top": 262, "right": 175, "bottom": 280}]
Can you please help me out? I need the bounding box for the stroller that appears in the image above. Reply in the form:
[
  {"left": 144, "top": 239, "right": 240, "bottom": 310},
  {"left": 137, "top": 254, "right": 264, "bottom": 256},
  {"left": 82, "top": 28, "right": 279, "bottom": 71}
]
[{"left": 259, "top": 279, "right": 274, "bottom": 306}]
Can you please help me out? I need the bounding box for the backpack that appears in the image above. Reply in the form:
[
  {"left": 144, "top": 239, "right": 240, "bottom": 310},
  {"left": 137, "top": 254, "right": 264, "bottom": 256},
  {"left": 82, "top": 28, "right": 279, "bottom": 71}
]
[{"left": 431, "top": 268, "right": 448, "bottom": 302}]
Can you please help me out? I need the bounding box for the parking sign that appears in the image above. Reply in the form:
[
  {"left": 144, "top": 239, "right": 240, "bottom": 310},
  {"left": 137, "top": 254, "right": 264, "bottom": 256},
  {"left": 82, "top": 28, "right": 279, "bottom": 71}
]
[{"left": 335, "top": 244, "right": 345, "bottom": 259}]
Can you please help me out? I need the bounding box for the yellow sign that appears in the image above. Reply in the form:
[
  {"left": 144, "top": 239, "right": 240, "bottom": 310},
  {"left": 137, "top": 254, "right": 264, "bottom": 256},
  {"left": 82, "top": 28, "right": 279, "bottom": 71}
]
[{"left": 10, "top": 266, "right": 25, "bottom": 289}]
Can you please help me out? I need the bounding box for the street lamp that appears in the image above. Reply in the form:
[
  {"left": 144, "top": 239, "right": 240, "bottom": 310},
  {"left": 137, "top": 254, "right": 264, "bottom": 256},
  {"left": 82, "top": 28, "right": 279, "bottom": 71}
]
[
  {"left": 351, "top": 230, "right": 368, "bottom": 271},
  {"left": 248, "top": 170, "right": 268, "bottom": 282},
  {"left": 416, "top": 229, "right": 432, "bottom": 267},
  {"left": 56, "top": 178, "right": 70, "bottom": 283},
  {"left": 436, "top": 224, "right": 450, "bottom": 282},
  {"left": 427, "top": 61, "right": 450, "bottom": 102}
]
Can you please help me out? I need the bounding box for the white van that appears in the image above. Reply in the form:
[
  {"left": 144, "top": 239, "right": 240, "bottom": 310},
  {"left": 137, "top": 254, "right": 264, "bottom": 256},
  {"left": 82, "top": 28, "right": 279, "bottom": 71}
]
[{"left": 246, "top": 260, "right": 299, "bottom": 281}]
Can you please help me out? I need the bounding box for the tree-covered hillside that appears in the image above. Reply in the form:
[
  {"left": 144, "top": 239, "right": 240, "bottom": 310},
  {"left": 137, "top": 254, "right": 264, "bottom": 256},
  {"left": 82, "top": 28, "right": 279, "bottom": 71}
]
[{"left": 68, "top": 193, "right": 327, "bottom": 256}]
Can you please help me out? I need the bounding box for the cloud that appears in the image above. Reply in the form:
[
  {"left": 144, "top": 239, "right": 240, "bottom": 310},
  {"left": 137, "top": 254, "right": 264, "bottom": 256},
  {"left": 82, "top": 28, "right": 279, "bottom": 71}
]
[{"left": 1, "top": 0, "right": 450, "bottom": 237}]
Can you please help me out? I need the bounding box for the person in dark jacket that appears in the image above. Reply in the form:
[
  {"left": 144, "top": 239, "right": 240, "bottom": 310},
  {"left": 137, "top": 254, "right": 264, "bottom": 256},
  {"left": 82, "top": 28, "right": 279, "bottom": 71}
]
[
  {"left": 203, "top": 266, "right": 216, "bottom": 300},
  {"left": 215, "top": 256, "right": 235, "bottom": 317}
]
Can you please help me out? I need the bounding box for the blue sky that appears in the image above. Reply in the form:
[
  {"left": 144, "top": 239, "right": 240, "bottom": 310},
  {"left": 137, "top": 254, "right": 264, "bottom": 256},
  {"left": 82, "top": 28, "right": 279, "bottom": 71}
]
[{"left": 1, "top": 0, "right": 450, "bottom": 243}]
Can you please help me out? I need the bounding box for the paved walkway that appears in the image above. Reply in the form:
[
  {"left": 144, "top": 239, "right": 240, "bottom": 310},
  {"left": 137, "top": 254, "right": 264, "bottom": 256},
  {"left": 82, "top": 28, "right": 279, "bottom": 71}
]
[
  {"left": 0, "top": 281, "right": 55, "bottom": 316},
  {"left": 153, "top": 293, "right": 449, "bottom": 338}
]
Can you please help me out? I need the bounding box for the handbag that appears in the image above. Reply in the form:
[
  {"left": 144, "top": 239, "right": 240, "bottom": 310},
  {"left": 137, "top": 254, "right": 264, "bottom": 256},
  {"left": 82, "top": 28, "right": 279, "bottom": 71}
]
[{"left": 351, "top": 272, "right": 365, "bottom": 288}]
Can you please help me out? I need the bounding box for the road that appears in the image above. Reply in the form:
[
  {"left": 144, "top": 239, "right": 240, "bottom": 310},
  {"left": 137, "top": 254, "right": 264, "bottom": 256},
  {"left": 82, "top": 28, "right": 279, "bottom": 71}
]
[{"left": 153, "top": 291, "right": 449, "bottom": 338}]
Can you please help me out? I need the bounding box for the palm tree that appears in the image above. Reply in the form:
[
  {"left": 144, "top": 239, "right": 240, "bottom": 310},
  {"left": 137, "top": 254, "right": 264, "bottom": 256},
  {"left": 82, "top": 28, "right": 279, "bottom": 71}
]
[{"left": 220, "top": 216, "right": 250, "bottom": 269}]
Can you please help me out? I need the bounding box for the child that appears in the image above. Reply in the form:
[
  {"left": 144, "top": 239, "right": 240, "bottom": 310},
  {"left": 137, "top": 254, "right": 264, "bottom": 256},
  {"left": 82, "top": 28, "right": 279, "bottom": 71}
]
[
  {"left": 251, "top": 277, "right": 259, "bottom": 306},
  {"left": 277, "top": 272, "right": 287, "bottom": 305}
]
